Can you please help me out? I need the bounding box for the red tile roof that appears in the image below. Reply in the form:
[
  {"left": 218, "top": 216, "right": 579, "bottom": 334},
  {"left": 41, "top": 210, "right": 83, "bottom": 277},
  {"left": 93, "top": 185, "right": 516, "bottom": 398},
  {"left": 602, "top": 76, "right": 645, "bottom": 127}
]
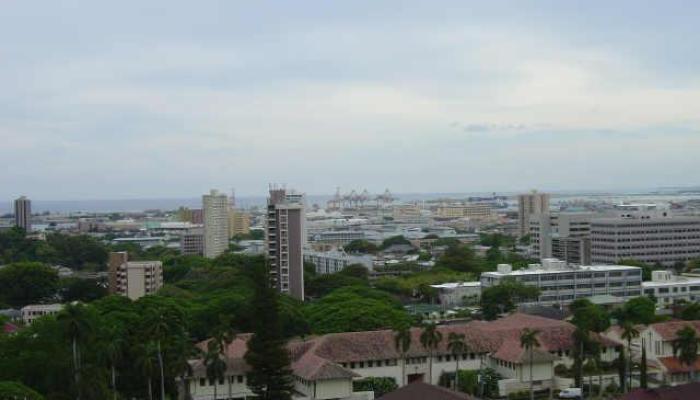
[
  {"left": 621, "top": 382, "right": 700, "bottom": 400},
  {"left": 650, "top": 320, "right": 700, "bottom": 341},
  {"left": 378, "top": 382, "right": 472, "bottom": 400},
  {"left": 2, "top": 322, "right": 18, "bottom": 334},
  {"left": 491, "top": 339, "right": 557, "bottom": 364},
  {"left": 657, "top": 356, "right": 700, "bottom": 374}
]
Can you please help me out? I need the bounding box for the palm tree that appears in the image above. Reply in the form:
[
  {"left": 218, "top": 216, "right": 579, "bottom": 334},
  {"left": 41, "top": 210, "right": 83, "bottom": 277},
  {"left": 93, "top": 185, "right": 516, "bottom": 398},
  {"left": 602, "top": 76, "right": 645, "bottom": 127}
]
[
  {"left": 447, "top": 332, "right": 467, "bottom": 390},
  {"left": 621, "top": 322, "right": 639, "bottom": 392},
  {"left": 673, "top": 326, "right": 699, "bottom": 382},
  {"left": 57, "top": 303, "right": 93, "bottom": 400},
  {"left": 419, "top": 323, "right": 443, "bottom": 385},
  {"left": 394, "top": 326, "right": 412, "bottom": 386},
  {"left": 103, "top": 326, "right": 126, "bottom": 400},
  {"left": 136, "top": 341, "right": 160, "bottom": 400},
  {"left": 146, "top": 311, "right": 174, "bottom": 400},
  {"left": 520, "top": 328, "right": 541, "bottom": 400},
  {"left": 204, "top": 339, "right": 227, "bottom": 400},
  {"left": 171, "top": 338, "right": 199, "bottom": 400}
]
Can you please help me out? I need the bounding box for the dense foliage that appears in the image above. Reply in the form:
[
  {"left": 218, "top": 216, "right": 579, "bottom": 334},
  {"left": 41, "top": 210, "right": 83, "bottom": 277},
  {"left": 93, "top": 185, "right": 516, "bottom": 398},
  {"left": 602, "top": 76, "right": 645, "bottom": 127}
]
[
  {"left": 481, "top": 279, "right": 540, "bottom": 320},
  {"left": 0, "top": 262, "right": 59, "bottom": 307}
]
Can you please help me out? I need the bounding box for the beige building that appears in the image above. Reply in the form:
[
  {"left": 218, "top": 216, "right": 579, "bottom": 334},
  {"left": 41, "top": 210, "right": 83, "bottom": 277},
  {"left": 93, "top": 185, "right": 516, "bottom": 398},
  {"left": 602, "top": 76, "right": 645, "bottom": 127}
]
[
  {"left": 529, "top": 212, "right": 593, "bottom": 264},
  {"left": 517, "top": 191, "right": 550, "bottom": 237},
  {"left": 266, "top": 188, "right": 305, "bottom": 300},
  {"left": 635, "top": 320, "right": 700, "bottom": 385},
  {"left": 203, "top": 190, "right": 230, "bottom": 259},
  {"left": 21, "top": 303, "right": 63, "bottom": 325},
  {"left": 228, "top": 208, "right": 251, "bottom": 238},
  {"left": 108, "top": 251, "right": 163, "bottom": 300},
  {"left": 436, "top": 203, "right": 492, "bottom": 219}
]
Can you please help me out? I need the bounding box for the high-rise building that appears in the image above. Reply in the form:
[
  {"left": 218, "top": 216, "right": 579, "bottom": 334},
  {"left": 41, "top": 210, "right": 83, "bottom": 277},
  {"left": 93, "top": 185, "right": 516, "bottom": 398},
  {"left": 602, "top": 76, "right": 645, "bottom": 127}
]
[
  {"left": 181, "top": 228, "right": 204, "bottom": 256},
  {"left": 108, "top": 251, "right": 163, "bottom": 300},
  {"left": 14, "top": 196, "right": 31, "bottom": 232},
  {"left": 266, "top": 187, "right": 305, "bottom": 300},
  {"left": 228, "top": 209, "right": 251, "bottom": 238},
  {"left": 517, "top": 190, "right": 550, "bottom": 237},
  {"left": 203, "top": 190, "right": 229, "bottom": 259},
  {"left": 590, "top": 214, "right": 700, "bottom": 266},
  {"left": 529, "top": 212, "right": 593, "bottom": 264}
]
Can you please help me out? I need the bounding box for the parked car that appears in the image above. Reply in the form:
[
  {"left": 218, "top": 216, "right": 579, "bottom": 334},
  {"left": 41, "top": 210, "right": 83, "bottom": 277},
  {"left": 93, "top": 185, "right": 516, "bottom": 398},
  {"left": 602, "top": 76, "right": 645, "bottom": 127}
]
[{"left": 558, "top": 388, "right": 582, "bottom": 399}]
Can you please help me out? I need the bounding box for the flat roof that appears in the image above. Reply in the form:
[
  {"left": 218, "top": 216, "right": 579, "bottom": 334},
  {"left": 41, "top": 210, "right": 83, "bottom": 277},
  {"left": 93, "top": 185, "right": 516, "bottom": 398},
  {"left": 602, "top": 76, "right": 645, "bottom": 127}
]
[
  {"left": 482, "top": 264, "right": 641, "bottom": 277},
  {"left": 430, "top": 282, "right": 481, "bottom": 289},
  {"left": 642, "top": 278, "right": 700, "bottom": 288}
]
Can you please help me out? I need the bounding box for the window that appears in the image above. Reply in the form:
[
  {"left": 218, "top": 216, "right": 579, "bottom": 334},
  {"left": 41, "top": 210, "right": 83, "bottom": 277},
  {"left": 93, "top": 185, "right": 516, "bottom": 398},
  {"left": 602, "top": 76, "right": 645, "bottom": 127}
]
[
  {"left": 238, "top": 375, "right": 244, "bottom": 383},
  {"left": 200, "top": 378, "right": 206, "bottom": 387}
]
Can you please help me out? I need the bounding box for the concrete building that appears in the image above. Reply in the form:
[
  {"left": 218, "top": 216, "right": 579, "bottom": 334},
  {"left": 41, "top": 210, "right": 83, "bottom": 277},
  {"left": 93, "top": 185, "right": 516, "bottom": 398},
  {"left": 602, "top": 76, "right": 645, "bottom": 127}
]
[
  {"left": 228, "top": 208, "right": 251, "bottom": 238},
  {"left": 309, "top": 230, "right": 366, "bottom": 246},
  {"left": 181, "top": 228, "right": 204, "bottom": 256},
  {"left": 21, "top": 304, "right": 63, "bottom": 325},
  {"left": 436, "top": 203, "right": 492, "bottom": 219},
  {"left": 182, "top": 313, "right": 621, "bottom": 399},
  {"left": 430, "top": 281, "right": 481, "bottom": 307},
  {"left": 266, "top": 188, "right": 305, "bottom": 300},
  {"left": 108, "top": 251, "right": 163, "bottom": 300},
  {"left": 517, "top": 191, "right": 550, "bottom": 237},
  {"left": 480, "top": 258, "right": 643, "bottom": 306},
  {"left": 304, "top": 249, "right": 375, "bottom": 274},
  {"left": 530, "top": 213, "right": 593, "bottom": 265},
  {"left": 642, "top": 270, "right": 700, "bottom": 308},
  {"left": 14, "top": 196, "right": 31, "bottom": 232},
  {"left": 590, "top": 215, "right": 700, "bottom": 266},
  {"left": 203, "top": 190, "right": 230, "bottom": 259}
]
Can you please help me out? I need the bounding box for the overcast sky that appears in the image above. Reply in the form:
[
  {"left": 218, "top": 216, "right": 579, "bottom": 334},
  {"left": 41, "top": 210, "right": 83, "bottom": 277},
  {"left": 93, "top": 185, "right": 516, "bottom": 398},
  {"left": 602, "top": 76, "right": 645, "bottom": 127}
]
[{"left": 1, "top": 1, "right": 698, "bottom": 200}]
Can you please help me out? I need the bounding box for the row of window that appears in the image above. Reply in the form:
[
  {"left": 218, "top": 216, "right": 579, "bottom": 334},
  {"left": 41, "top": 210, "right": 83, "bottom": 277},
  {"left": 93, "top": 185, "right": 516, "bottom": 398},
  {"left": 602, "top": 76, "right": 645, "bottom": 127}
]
[{"left": 198, "top": 375, "right": 245, "bottom": 387}]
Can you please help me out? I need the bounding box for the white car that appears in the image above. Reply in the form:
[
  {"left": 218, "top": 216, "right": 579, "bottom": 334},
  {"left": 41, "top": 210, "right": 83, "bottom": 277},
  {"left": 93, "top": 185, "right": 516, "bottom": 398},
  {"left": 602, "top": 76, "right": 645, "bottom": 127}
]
[{"left": 558, "top": 388, "right": 582, "bottom": 399}]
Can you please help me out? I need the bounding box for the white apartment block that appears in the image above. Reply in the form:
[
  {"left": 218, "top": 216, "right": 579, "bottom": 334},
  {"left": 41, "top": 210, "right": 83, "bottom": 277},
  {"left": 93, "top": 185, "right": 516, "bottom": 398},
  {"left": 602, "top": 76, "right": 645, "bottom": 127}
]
[
  {"left": 480, "top": 259, "right": 643, "bottom": 306},
  {"left": 21, "top": 304, "right": 63, "bottom": 325},
  {"left": 203, "top": 189, "right": 230, "bottom": 259},
  {"left": 108, "top": 252, "right": 163, "bottom": 300},
  {"left": 304, "top": 249, "right": 375, "bottom": 274},
  {"left": 517, "top": 191, "right": 550, "bottom": 237},
  {"left": 266, "top": 188, "right": 305, "bottom": 300},
  {"left": 642, "top": 270, "right": 700, "bottom": 308},
  {"left": 590, "top": 215, "right": 700, "bottom": 267}
]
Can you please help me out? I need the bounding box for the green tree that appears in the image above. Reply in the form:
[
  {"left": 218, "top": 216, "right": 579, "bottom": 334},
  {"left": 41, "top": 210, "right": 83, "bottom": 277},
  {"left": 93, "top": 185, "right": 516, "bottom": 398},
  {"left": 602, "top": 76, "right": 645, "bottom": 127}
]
[
  {"left": 343, "top": 240, "right": 378, "bottom": 254},
  {"left": 435, "top": 244, "right": 485, "bottom": 273},
  {"left": 381, "top": 235, "right": 412, "bottom": 250},
  {"left": 0, "top": 381, "right": 44, "bottom": 400},
  {"left": 353, "top": 377, "right": 398, "bottom": 397},
  {"left": 419, "top": 323, "right": 443, "bottom": 384},
  {"left": 519, "top": 328, "right": 540, "bottom": 400},
  {"left": 617, "top": 346, "right": 626, "bottom": 393},
  {"left": 614, "top": 296, "right": 656, "bottom": 325},
  {"left": 447, "top": 332, "right": 467, "bottom": 390},
  {"left": 204, "top": 339, "right": 227, "bottom": 400},
  {"left": 136, "top": 341, "right": 159, "bottom": 400},
  {"left": 394, "top": 326, "right": 412, "bottom": 386},
  {"left": 621, "top": 322, "right": 639, "bottom": 392},
  {"left": 57, "top": 303, "right": 95, "bottom": 400},
  {"left": 0, "top": 262, "right": 59, "bottom": 307},
  {"left": 640, "top": 338, "right": 648, "bottom": 389},
  {"left": 59, "top": 278, "right": 108, "bottom": 303},
  {"left": 244, "top": 264, "right": 294, "bottom": 400},
  {"left": 673, "top": 325, "right": 699, "bottom": 382},
  {"left": 481, "top": 280, "right": 540, "bottom": 320}
]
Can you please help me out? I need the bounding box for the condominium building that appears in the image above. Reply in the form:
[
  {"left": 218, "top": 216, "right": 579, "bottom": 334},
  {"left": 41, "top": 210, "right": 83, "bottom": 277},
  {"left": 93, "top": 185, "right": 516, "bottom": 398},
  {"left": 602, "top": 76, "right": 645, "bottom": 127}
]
[
  {"left": 228, "top": 208, "right": 251, "bottom": 238},
  {"left": 203, "top": 190, "right": 229, "bottom": 259},
  {"left": 266, "top": 188, "right": 305, "bottom": 300},
  {"left": 517, "top": 191, "right": 550, "bottom": 237},
  {"left": 181, "top": 228, "right": 204, "bottom": 256},
  {"left": 21, "top": 304, "right": 63, "bottom": 325},
  {"left": 480, "top": 258, "right": 643, "bottom": 306},
  {"left": 530, "top": 213, "right": 593, "bottom": 264},
  {"left": 590, "top": 215, "right": 700, "bottom": 266},
  {"left": 436, "top": 203, "right": 492, "bottom": 219},
  {"left": 14, "top": 196, "right": 31, "bottom": 232},
  {"left": 108, "top": 251, "right": 163, "bottom": 300},
  {"left": 304, "top": 249, "right": 374, "bottom": 274},
  {"left": 642, "top": 270, "right": 700, "bottom": 308}
]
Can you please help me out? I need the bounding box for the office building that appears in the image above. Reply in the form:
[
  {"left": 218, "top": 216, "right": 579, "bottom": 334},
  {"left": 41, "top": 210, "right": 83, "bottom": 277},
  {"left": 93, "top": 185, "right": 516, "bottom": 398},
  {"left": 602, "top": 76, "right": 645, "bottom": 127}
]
[
  {"left": 228, "top": 208, "right": 251, "bottom": 238},
  {"left": 14, "top": 196, "right": 31, "bottom": 232},
  {"left": 590, "top": 215, "right": 700, "bottom": 266},
  {"left": 21, "top": 304, "right": 63, "bottom": 325},
  {"left": 266, "top": 187, "right": 305, "bottom": 300},
  {"left": 480, "top": 258, "right": 643, "bottom": 306},
  {"left": 203, "top": 190, "right": 229, "bottom": 259},
  {"left": 108, "top": 251, "right": 163, "bottom": 300},
  {"left": 517, "top": 191, "right": 550, "bottom": 237},
  {"left": 530, "top": 213, "right": 593, "bottom": 264},
  {"left": 436, "top": 203, "right": 492, "bottom": 219},
  {"left": 642, "top": 270, "right": 700, "bottom": 308},
  {"left": 181, "top": 228, "right": 204, "bottom": 256},
  {"left": 304, "top": 249, "right": 374, "bottom": 274}
]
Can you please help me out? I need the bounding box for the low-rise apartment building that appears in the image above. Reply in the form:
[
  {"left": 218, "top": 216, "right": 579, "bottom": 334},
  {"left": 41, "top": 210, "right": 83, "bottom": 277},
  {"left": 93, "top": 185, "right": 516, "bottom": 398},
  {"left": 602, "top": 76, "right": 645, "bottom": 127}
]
[
  {"left": 304, "top": 249, "right": 375, "bottom": 274},
  {"left": 108, "top": 252, "right": 163, "bottom": 300},
  {"left": 436, "top": 203, "right": 492, "bottom": 220},
  {"left": 480, "top": 259, "right": 643, "bottom": 306},
  {"left": 21, "top": 304, "right": 63, "bottom": 325}
]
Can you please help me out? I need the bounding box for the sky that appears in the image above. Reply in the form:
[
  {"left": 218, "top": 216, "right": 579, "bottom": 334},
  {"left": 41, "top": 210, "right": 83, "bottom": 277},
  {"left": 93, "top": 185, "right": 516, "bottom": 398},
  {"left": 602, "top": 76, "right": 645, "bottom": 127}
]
[{"left": 1, "top": 0, "right": 699, "bottom": 200}]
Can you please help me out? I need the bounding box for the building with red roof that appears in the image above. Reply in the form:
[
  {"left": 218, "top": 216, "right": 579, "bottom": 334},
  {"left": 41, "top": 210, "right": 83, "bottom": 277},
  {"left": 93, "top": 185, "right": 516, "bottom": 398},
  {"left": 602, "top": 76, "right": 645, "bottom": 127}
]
[
  {"left": 637, "top": 320, "right": 700, "bottom": 385},
  {"left": 621, "top": 382, "right": 700, "bottom": 400}
]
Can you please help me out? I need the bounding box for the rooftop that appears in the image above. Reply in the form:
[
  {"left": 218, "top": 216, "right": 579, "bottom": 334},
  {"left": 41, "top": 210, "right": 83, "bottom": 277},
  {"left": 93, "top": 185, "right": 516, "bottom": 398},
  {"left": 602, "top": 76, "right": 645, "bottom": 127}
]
[{"left": 378, "top": 382, "right": 473, "bottom": 400}]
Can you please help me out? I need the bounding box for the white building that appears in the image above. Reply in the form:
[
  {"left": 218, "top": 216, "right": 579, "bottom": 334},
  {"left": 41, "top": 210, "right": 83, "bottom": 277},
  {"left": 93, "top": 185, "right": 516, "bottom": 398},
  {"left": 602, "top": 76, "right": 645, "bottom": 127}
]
[
  {"left": 304, "top": 249, "right": 375, "bottom": 274},
  {"left": 203, "top": 189, "right": 230, "bottom": 259},
  {"left": 642, "top": 270, "right": 700, "bottom": 308},
  {"left": 430, "top": 282, "right": 481, "bottom": 307},
  {"left": 480, "top": 259, "right": 643, "bottom": 306},
  {"left": 21, "top": 303, "right": 63, "bottom": 325},
  {"left": 529, "top": 212, "right": 593, "bottom": 265}
]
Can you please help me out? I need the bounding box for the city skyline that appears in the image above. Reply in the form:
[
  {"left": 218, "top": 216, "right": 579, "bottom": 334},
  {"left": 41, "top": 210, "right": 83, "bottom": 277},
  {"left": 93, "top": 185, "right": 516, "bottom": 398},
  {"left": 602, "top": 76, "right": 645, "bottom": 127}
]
[{"left": 1, "top": 1, "right": 699, "bottom": 198}]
